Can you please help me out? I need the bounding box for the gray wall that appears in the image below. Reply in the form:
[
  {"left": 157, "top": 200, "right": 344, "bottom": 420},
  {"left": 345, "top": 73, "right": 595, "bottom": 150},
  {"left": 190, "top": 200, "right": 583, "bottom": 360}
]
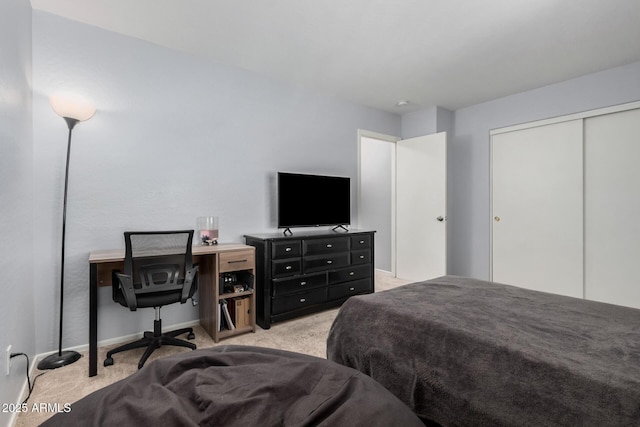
[
  {"left": 449, "top": 60, "right": 640, "bottom": 280},
  {"left": 401, "top": 106, "right": 453, "bottom": 139},
  {"left": 31, "top": 11, "right": 401, "bottom": 353},
  {"left": 0, "top": 0, "right": 34, "bottom": 422}
]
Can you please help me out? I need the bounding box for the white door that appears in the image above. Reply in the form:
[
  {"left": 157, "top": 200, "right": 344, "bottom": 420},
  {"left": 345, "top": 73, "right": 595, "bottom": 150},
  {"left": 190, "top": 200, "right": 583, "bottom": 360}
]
[
  {"left": 584, "top": 108, "right": 640, "bottom": 309},
  {"left": 491, "top": 120, "right": 583, "bottom": 297},
  {"left": 396, "top": 132, "right": 447, "bottom": 281}
]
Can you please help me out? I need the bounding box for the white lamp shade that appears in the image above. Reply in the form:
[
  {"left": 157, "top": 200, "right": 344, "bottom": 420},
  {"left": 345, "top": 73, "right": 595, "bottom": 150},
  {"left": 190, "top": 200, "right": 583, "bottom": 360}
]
[{"left": 50, "top": 94, "right": 96, "bottom": 122}]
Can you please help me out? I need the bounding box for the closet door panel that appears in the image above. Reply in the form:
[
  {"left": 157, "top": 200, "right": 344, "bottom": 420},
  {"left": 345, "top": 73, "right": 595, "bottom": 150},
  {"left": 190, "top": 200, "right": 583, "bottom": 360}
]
[
  {"left": 585, "top": 108, "right": 640, "bottom": 309},
  {"left": 492, "top": 120, "right": 583, "bottom": 297}
]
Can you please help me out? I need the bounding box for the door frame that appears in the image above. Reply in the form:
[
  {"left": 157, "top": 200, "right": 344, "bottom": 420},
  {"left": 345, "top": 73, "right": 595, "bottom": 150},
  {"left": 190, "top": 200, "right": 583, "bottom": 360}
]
[{"left": 357, "top": 129, "right": 399, "bottom": 276}]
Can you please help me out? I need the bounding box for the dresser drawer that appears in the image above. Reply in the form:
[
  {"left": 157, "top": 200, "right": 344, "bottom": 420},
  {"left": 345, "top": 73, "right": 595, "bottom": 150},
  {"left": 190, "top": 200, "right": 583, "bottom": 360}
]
[
  {"left": 303, "top": 253, "right": 349, "bottom": 273},
  {"left": 351, "top": 249, "right": 371, "bottom": 265},
  {"left": 271, "top": 240, "right": 301, "bottom": 259},
  {"left": 303, "top": 237, "right": 349, "bottom": 256},
  {"left": 272, "top": 287, "right": 327, "bottom": 315},
  {"left": 219, "top": 250, "right": 255, "bottom": 273},
  {"left": 272, "top": 273, "right": 327, "bottom": 297},
  {"left": 350, "top": 234, "right": 371, "bottom": 250},
  {"left": 328, "top": 278, "right": 372, "bottom": 301},
  {"left": 271, "top": 258, "right": 302, "bottom": 278},
  {"left": 328, "top": 264, "right": 371, "bottom": 285}
]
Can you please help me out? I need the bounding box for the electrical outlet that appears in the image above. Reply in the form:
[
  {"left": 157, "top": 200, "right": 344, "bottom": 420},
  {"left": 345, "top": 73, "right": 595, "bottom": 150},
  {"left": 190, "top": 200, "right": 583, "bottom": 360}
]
[{"left": 5, "top": 345, "right": 11, "bottom": 376}]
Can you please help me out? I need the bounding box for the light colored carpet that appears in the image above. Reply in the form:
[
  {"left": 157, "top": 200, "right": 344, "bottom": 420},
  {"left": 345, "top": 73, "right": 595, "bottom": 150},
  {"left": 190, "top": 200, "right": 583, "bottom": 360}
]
[{"left": 15, "top": 272, "right": 409, "bottom": 426}]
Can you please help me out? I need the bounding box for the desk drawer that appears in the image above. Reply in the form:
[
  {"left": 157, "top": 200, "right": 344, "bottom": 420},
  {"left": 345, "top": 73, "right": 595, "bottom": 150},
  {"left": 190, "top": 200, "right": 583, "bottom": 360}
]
[
  {"left": 219, "top": 250, "right": 255, "bottom": 273},
  {"left": 272, "top": 287, "right": 327, "bottom": 315}
]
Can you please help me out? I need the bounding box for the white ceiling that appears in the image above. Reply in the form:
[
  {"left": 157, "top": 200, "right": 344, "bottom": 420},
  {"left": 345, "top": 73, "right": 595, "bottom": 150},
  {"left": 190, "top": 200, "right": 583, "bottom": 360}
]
[{"left": 30, "top": 0, "right": 640, "bottom": 113}]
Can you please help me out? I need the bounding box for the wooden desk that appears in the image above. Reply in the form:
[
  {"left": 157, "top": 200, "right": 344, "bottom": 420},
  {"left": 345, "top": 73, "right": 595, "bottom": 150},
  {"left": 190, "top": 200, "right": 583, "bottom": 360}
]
[{"left": 88, "top": 243, "right": 256, "bottom": 377}]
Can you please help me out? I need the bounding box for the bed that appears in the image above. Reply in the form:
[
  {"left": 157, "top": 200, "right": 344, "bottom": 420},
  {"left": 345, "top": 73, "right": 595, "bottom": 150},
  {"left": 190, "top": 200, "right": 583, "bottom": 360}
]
[
  {"left": 327, "top": 275, "right": 640, "bottom": 426},
  {"left": 42, "top": 345, "right": 423, "bottom": 427}
]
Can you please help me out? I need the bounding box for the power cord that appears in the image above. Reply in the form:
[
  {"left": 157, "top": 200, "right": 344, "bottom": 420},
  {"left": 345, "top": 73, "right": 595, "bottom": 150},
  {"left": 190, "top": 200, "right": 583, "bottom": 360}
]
[{"left": 10, "top": 353, "right": 47, "bottom": 404}]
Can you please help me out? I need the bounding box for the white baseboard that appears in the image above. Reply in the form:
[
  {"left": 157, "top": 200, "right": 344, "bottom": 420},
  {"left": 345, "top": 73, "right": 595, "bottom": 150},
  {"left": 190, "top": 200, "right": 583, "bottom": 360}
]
[{"left": 375, "top": 268, "right": 394, "bottom": 277}]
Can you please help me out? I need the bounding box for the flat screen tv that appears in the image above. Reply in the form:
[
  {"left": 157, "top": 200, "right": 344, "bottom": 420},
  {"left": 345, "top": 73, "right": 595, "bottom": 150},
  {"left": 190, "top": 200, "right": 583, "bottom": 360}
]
[{"left": 277, "top": 172, "right": 350, "bottom": 230}]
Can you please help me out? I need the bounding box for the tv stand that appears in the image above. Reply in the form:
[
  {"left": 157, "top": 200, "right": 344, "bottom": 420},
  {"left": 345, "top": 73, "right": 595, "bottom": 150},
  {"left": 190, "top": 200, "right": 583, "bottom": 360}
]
[{"left": 244, "top": 229, "right": 375, "bottom": 329}]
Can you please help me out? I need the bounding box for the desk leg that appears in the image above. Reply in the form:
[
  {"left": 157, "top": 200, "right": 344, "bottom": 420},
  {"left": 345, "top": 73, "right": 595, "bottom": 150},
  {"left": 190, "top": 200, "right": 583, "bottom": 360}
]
[{"left": 89, "top": 263, "right": 98, "bottom": 377}]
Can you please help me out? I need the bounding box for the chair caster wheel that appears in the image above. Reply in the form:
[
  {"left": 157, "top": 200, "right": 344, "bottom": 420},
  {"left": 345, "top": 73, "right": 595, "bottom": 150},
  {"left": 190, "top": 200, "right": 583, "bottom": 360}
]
[
  {"left": 188, "top": 332, "right": 195, "bottom": 340},
  {"left": 104, "top": 357, "right": 114, "bottom": 367}
]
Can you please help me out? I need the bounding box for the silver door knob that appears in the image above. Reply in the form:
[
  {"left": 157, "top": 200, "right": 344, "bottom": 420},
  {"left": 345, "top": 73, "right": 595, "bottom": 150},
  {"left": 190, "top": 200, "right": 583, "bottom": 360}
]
[{"left": 436, "top": 216, "right": 445, "bottom": 222}]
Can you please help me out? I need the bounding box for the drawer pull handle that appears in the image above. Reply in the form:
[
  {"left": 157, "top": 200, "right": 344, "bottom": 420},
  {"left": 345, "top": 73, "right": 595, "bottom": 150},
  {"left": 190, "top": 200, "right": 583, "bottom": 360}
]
[
  {"left": 285, "top": 265, "right": 292, "bottom": 270},
  {"left": 228, "top": 259, "right": 247, "bottom": 264},
  {"left": 349, "top": 287, "right": 355, "bottom": 291},
  {"left": 300, "top": 298, "right": 306, "bottom": 303},
  {"left": 326, "top": 260, "right": 333, "bottom": 264},
  {"left": 349, "top": 271, "right": 355, "bottom": 276},
  {"left": 359, "top": 255, "right": 365, "bottom": 259},
  {"left": 359, "top": 240, "right": 364, "bottom": 244},
  {"left": 300, "top": 281, "right": 307, "bottom": 286},
  {"left": 285, "top": 247, "right": 292, "bottom": 252},
  {"left": 326, "top": 244, "right": 333, "bottom": 248}
]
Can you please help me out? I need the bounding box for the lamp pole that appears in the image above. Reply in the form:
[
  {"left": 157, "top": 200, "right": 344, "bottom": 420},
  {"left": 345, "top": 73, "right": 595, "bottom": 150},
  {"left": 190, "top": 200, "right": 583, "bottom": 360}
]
[
  {"left": 38, "top": 94, "right": 95, "bottom": 370},
  {"left": 38, "top": 117, "right": 83, "bottom": 370}
]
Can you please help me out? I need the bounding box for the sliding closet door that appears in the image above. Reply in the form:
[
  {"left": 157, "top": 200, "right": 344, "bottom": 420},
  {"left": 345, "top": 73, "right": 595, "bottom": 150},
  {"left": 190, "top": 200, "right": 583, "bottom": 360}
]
[
  {"left": 491, "top": 120, "right": 583, "bottom": 297},
  {"left": 584, "top": 108, "right": 640, "bottom": 309}
]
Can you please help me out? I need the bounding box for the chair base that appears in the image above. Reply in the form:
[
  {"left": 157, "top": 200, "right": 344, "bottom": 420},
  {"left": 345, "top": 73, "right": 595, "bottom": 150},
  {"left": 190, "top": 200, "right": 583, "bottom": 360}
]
[{"left": 104, "top": 319, "right": 196, "bottom": 369}]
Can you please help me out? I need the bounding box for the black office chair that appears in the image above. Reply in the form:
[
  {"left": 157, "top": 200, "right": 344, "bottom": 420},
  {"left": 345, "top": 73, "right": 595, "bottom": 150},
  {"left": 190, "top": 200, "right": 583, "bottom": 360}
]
[{"left": 104, "top": 230, "right": 199, "bottom": 369}]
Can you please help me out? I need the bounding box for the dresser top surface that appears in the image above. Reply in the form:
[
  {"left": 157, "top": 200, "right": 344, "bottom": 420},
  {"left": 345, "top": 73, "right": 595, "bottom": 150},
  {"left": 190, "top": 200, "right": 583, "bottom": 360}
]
[{"left": 244, "top": 229, "right": 375, "bottom": 241}]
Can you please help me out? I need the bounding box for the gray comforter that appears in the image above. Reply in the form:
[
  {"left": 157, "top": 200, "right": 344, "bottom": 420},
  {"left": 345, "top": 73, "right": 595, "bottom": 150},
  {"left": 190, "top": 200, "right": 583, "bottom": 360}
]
[
  {"left": 327, "top": 275, "right": 640, "bottom": 426},
  {"left": 42, "top": 345, "right": 423, "bottom": 427}
]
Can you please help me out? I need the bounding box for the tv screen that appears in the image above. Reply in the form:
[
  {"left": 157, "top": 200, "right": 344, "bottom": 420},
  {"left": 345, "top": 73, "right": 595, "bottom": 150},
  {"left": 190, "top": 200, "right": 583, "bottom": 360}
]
[{"left": 277, "top": 172, "right": 351, "bottom": 229}]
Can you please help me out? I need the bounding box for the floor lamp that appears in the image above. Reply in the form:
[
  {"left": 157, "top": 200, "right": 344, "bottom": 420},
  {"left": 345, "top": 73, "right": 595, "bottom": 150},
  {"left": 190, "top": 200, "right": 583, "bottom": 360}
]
[{"left": 38, "top": 94, "right": 96, "bottom": 370}]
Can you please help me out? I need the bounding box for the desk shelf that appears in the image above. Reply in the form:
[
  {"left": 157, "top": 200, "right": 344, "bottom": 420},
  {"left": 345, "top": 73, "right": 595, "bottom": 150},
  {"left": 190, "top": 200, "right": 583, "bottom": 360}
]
[
  {"left": 198, "top": 247, "right": 257, "bottom": 343},
  {"left": 217, "top": 324, "right": 254, "bottom": 340},
  {"left": 220, "top": 289, "right": 254, "bottom": 299}
]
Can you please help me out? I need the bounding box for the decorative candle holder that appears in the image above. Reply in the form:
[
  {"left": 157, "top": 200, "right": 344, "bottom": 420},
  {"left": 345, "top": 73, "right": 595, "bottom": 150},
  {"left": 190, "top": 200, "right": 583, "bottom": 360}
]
[{"left": 197, "top": 216, "right": 219, "bottom": 245}]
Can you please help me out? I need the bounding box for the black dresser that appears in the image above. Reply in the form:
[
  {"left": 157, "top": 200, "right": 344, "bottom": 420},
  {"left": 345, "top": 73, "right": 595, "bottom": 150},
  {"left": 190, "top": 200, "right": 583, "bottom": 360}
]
[{"left": 244, "top": 230, "right": 375, "bottom": 329}]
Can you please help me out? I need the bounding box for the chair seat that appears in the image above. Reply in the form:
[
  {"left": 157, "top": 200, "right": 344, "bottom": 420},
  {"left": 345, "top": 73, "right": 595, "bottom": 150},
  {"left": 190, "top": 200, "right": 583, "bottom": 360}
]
[{"left": 114, "top": 288, "right": 184, "bottom": 309}]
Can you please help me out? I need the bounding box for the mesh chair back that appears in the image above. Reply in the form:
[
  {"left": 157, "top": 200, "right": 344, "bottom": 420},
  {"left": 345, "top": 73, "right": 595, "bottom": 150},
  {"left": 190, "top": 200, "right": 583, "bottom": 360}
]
[{"left": 123, "top": 230, "right": 194, "bottom": 295}]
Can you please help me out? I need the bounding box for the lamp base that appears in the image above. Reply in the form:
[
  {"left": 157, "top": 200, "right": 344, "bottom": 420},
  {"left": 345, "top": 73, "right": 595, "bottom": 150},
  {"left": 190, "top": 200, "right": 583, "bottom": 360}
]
[{"left": 37, "top": 350, "right": 81, "bottom": 370}]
